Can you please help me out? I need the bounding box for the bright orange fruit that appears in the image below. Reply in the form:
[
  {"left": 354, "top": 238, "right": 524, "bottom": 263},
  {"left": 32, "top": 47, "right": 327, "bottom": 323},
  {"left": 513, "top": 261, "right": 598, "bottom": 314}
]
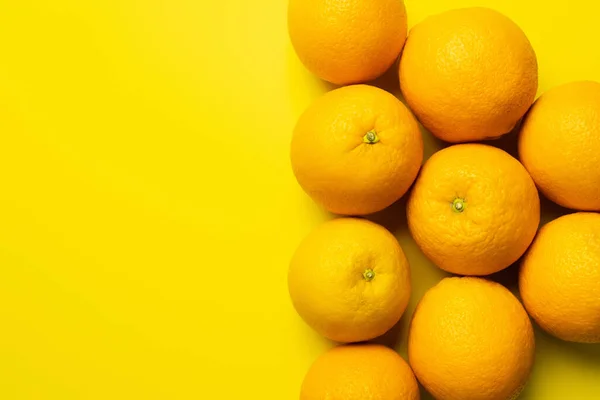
[
  {"left": 288, "top": 0, "right": 407, "bottom": 85},
  {"left": 291, "top": 85, "right": 423, "bottom": 216},
  {"left": 288, "top": 218, "right": 411, "bottom": 343},
  {"left": 519, "top": 81, "right": 600, "bottom": 211},
  {"left": 400, "top": 7, "right": 537, "bottom": 143},
  {"left": 407, "top": 144, "right": 540, "bottom": 276},
  {"left": 301, "top": 344, "right": 420, "bottom": 400},
  {"left": 409, "top": 277, "right": 535, "bottom": 400},
  {"left": 520, "top": 212, "right": 600, "bottom": 343}
]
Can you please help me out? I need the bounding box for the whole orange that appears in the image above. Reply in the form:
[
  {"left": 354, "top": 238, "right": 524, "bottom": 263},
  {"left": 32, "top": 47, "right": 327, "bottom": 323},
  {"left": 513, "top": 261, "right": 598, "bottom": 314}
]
[
  {"left": 399, "top": 7, "right": 537, "bottom": 143},
  {"left": 301, "top": 344, "right": 419, "bottom": 400},
  {"left": 409, "top": 277, "right": 535, "bottom": 400},
  {"left": 288, "top": 218, "right": 411, "bottom": 343},
  {"left": 407, "top": 144, "right": 540, "bottom": 276},
  {"left": 519, "top": 212, "right": 600, "bottom": 343},
  {"left": 291, "top": 85, "right": 422, "bottom": 216},
  {"left": 519, "top": 81, "right": 600, "bottom": 211},
  {"left": 288, "top": 0, "right": 407, "bottom": 85}
]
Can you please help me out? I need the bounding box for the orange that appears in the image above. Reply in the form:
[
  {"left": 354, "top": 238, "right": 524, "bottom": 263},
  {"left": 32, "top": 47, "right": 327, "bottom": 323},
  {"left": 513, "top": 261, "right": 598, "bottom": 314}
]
[
  {"left": 399, "top": 7, "right": 538, "bottom": 143},
  {"left": 519, "top": 81, "right": 600, "bottom": 211},
  {"left": 519, "top": 212, "right": 600, "bottom": 343},
  {"left": 291, "top": 85, "right": 423, "bottom": 216},
  {"left": 301, "top": 344, "right": 419, "bottom": 400},
  {"left": 409, "top": 277, "right": 535, "bottom": 400},
  {"left": 407, "top": 144, "right": 540, "bottom": 276},
  {"left": 288, "top": 0, "right": 407, "bottom": 85},
  {"left": 288, "top": 218, "right": 411, "bottom": 343}
]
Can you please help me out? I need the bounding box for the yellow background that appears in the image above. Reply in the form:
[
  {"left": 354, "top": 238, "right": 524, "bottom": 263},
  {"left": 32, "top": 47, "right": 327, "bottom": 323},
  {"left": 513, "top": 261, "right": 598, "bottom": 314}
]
[{"left": 0, "top": 0, "right": 598, "bottom": 398}]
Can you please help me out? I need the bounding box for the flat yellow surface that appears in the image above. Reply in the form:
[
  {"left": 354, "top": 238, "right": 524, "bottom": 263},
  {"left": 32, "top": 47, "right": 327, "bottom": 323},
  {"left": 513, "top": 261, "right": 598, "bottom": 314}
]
[{"left": 0, "top": 0, "right": 598, "bottom": 398}]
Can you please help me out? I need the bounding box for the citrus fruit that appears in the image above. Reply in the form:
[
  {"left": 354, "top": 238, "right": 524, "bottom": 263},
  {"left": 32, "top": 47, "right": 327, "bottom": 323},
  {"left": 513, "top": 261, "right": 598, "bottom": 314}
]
[
  {"left": 301, "top": 344, "right": 420, "bottom": 400},
  {"left": 519, "top": 212, "right": 600, "bottom": 343},
  {"left": 288, "top": 218, "right": 411, "bottom": 343},
  {"left": 291, "top": 85, "right": 423, "bottom": 216},
  {"left": 399, "top": 7, "right": 538, "bottom": 143},
  {"left": 288, "top": 0, "right": 407, "bottom": 85},
  {"left": 409, "top": 277, "right": 535, "bottom": 400},
  {"left": 518, "top": 81, "right": 600, "bottom": 211},
  {"left": 407, "top": 144, "right": 540, "bottom": 276}
]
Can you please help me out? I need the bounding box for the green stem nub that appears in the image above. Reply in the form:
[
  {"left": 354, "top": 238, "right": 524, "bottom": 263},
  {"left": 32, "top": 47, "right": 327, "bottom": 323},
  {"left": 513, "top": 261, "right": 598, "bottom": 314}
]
[
  {"left": 452, "top": 198, "right": 466, "bottom": 213},
  {"left": 363, "top": 268, "right": 375, "bottom": 282},
  {"left": 363, "top": 130, "right": 379, "bottom": 144}
]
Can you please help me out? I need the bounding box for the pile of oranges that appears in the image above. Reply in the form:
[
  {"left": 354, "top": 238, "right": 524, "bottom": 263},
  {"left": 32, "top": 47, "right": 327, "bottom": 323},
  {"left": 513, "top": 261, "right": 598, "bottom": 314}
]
[{"left": 287, "top": 1, "right": 600, "bottom": 400}]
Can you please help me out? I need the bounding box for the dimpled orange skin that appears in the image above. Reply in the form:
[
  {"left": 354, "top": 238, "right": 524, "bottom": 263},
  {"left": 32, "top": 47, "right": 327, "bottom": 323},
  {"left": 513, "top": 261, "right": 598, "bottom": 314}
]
[
  {"left": 301, "top": 344, "right": 420, "bottom": 400},
  {"left": 407, "top": 144, "right": 540, "bottom": 276},
  {"left": 288, "top": 0, "right": 407, "bottom": 85},
  {"left": 399, "top": 7, "right": 538, "bottom": 143},
  {"left": 519, "top": 81, "right": 600, "bottom": 211},
  {"left": 409, "top": 277, "right": 535, "bottom": 400},
  {"left": 519, "top": 212, "right": 600, "bottom": 343},
  {"left": 291, "top": 85, "right": 423, "bottom": 216},
  {"left": 288, "top": 218, "right": 411, "bottom": 343}
]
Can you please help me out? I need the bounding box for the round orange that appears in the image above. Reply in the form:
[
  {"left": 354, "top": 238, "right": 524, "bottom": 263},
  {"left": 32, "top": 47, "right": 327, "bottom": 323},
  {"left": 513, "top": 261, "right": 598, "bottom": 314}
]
[
  {"left": 407, "top": 144, "right": 540, "bottom": 276},
  {"left": 288, "top": 0, "right": 407, "bottom": 85},
  {"left": 399, "top": 7, "right": 537, "bottom": 143},
  {"left": 291, "top": 85, "right": 423, "bottom": 216},
  {"left": 301, "top": 344, "right": 419, "bottom": 400},
  {"left": 409, "top": 277, "right": 535, "bottom": 400},
  {"left": 288, "top": 218, "right": 411, "bottom": 343},
  {"left": 519, "top": 212, "right": 600, "bottom": 343},
  {"left": 519, "top": 81, "right": 600, "bottom": 211}
]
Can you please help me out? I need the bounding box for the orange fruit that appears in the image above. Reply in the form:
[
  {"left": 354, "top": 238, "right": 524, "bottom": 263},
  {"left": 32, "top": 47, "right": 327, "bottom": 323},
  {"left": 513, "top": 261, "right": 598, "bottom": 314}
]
[
  {"left": 409, "top": 277, "right": 535, "bottom": 400},
  {"left": 288, "top": 0, "right": 407, "bottom": 85},
  {"left": 407, "top": 144, "right": 540, "bottom": 276},
  {"left": 519, "top": 212, "right": 600, "bottom": 343},
  {"left": 288, "top": 218, "right": 411, "bottom": 343},
  {"left": 301, "top": 344, "right": 420, "bottom": 400},
  {"left": 399, "top": 7, "right": 537, "bottom": 143},
  {"left": 291, "top": 85, "right": 423, "bottom": 216},
  {"left": 519, "top": 81, "right": 600, "bottom": 211}
]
